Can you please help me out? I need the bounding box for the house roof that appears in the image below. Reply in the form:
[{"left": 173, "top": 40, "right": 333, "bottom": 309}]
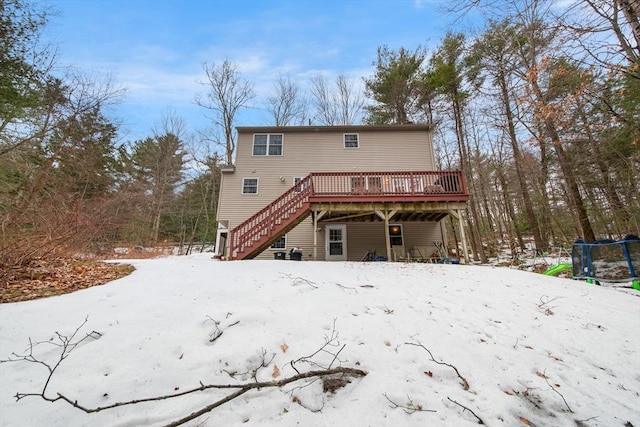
[{"left": 236, "top": 124, "right": 432, "bottom": 133}]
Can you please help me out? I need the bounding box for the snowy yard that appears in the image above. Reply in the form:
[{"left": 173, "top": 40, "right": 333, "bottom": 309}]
[{"left": 1, "top": 255, "right": 638, "bottom": 426}]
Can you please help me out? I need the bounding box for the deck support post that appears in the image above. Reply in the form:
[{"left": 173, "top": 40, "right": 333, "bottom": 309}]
[
  {"left": 449, "top": 209, "right": 470, "bottom": 264},
  {"left": 384, "top": 215, "right": 391, "bottom": 261},
  {"left": 313, "top": 210, "right": 327, "bottom": 260},
  {"left": 458, "top": 209, "right": 470, "bottom": 264},
  {"left": 375, "top": 209, "right": 398, "bottom": 262}
]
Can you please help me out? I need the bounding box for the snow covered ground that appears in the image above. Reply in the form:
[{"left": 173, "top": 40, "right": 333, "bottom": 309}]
[{"left": 1, "top": 254, "right": 638, "bottom": 427}]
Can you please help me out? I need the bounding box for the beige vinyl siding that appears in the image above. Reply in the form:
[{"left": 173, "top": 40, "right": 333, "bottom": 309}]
[
  {"left": 400, "top": 222, "right": 446, "bottom": 258},
  {"left": 253, "top": 220, "right": 443, "bottom": 261},
  {"left": 342, "top": 223, "right": 387, "bottom": 261},
  {"left": 217, "top": 125, "right": 438, "bottom": 258},
  {"left": 219, "top": 127, "right": 434, "bottom": 220},
  {"left": 344, "top": 222, "right": 443, "bottom": 261},
  {"left": 236, "top": 128, "right": 435, "bottom": 174},
  {"left": 252, "top": 216, "right": 316, "bottom": 260}
]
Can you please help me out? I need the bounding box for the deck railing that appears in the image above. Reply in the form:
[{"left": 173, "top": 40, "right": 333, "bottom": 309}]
[
  {"left": 309, "top": 170, "right": 467, "bottom": 200},
  {"left": 229, "top": 171, "right": 467, "bottom": 259}
]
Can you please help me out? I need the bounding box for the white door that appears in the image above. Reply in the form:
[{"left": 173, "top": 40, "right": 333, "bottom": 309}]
[{"left": 325, "top": 225, "right": 347, "bottom": 261}]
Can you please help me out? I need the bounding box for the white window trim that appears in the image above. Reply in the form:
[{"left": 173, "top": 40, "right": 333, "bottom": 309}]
[
  {"left": 389, "top": 223, "right": 404, "bottom": 246},
  {"left": 252, "top": 134, "right": 284, "bottom": 156},
  {"left": 343, "top": 133, "right": 359, "bottom": 149},
  {"left": 269, "top": 234, "right": 287, "bottom": 250},
  {"left": 241, "top": 177, "right": 259, "bottom": 195}
]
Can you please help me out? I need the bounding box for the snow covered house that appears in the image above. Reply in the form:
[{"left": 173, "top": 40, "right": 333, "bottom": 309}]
[{"left": 214, "top": 125, "right": 470, "bottom": 262}]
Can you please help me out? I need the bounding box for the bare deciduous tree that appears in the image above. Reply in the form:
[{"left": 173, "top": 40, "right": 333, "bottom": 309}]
[
  {"left": 265, "top": 74, "right": 307, "bottom": 126},
  {"left": 309, "top": 73, "right": 364, "bottom": 125},
  {"left": 309, "top": 73, "right": 338, "bottom": 125},
  {"left": 335, "top": 74, "right": 365, "bottom": 126},
  {"left": 563, "top": 0, "right": 640, "bottom": 77},
  {"left": 196, "top": 60, "right": 255, "bottom": 165}
]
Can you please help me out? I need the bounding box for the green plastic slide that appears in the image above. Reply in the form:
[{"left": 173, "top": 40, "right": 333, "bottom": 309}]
[{"left": 543, "top": 263, "right": 573, "bottom": 276}]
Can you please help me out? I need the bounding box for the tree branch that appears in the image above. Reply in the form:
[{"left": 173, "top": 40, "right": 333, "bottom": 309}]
[
  {"left": 405, "top": 342, "right": 470, "bottom": 390},
  {"left": 447, "top": 397, "right": 485, "bottom": 424},
  {"left": 4, "top": 318, "right": 366, "bottom": 427},
  {"left": 383, "top": 393, "right": 436, "bottom": 414}
]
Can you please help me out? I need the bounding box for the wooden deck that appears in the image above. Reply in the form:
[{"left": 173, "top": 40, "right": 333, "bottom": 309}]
[{"left": 229, "top": 171, "right": 469, "bottom": 260}]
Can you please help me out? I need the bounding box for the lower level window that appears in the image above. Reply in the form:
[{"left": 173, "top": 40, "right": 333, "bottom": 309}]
[
  {"left": 242, "top": 178, "right": 258, "bottom": 194},
  {"left": 270, "top": 235, "right": 286, "bottom": 249},
  {"left": 389, "top": 224, "right": 403, "bottom": 246}
]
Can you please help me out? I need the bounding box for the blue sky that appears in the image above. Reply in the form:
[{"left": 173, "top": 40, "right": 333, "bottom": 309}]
[{"left": 45, "top": 0, "right": 473, "bottom": 142}]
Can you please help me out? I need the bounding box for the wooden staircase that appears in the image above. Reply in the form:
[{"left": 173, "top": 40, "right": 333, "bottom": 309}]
[{"left": 229, "top": 175, "right": 313, "bottom": 260}]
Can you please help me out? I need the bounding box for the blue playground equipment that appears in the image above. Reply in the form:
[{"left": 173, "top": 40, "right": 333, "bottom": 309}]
[{"left": 572, "top": 235, "right": 640, "bottom": 290}]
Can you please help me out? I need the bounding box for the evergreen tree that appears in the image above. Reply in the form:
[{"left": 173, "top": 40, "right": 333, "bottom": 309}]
[{"left": 363, "top": 45, "right": 432, "bottom": 124}]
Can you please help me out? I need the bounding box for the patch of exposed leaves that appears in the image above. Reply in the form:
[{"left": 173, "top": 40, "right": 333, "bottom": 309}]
[{"left": 0, "top": 258, "right": 135, "bottom": 303}]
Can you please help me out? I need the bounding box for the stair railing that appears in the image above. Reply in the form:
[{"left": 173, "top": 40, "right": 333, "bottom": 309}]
[{"left": 229, "top": 174, "right": 314, "bottom": 259}]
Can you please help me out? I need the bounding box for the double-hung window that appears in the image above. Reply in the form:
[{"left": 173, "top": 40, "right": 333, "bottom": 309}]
[
  {"left": 344, "top": 133, "right": 359, "bottom": 148},
  {"left": 242, "top": 178, "right": 258, "bottom": 194},
  {"left": 270, "top": 235, "right": 286, "bottom": 250},
  {"left": 253, "top": 134, "right": 283, "bottom": 156}
]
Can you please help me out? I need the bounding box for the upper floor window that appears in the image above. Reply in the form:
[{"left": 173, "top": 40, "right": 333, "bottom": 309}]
[
  {"left": 242, "top": 178, "right": 259, "bottom": 194},
  {"left": 253, "top": 134, "right": 283, "bottom": 156},
  {"left": 344, "top": 133, "right": 359, "bottom": 148}
]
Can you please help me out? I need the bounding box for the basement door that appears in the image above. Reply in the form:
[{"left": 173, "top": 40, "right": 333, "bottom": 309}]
[{"left": 325, "top": 224, "right": 347, "bottom": 261}]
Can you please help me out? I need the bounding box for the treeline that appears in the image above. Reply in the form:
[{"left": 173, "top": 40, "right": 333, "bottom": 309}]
[
  {"left": 362, "top": 2, "right": 639, "bottom": 261},
  {"left": 1, "top": 1, "right": 223, "bottom": 268},
  {"left": 1, "top": 0, "right": 638, "bottom": 269}
]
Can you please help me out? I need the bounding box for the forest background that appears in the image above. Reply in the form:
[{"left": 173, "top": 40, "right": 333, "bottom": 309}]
[{"left": 1, "top": 0, "right": 638, "bottom": 274}]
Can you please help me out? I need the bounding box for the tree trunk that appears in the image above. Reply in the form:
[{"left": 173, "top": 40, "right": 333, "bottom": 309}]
[
  {"left": 497, "top": 68, "right": 547, "bottom": 252},
  {"left": 452, "top": 93, "right": 487, "bottom": 263},
  {"left": 544, "top": 121, "right": 596, "bottom": 242},
  {"left": 496, "top": 159, "right": 525, "bottom": 252}
]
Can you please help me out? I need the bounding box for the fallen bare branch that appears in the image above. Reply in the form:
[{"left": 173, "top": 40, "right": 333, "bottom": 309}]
[
  {"left": 383, "top": 393, "right": 436, "bottom": 414},
  {"left": 222, "top": 347, "right": 275, "bottom": 380},
  {"left": 204, "top": 315, "right": 240, "bottom": 343},
  {"left": 1, "top": 316, "right": 101, "bottom": 403},
  {"left": 537, "top": 295, "right": 562, "bottom": 316},
  {"left": 52, "top": 366, "right": 366, "bottom": 419},
  {"left": 334, "top": 283, "right": 358, "bottom": 293},
  {"left": 447, "top": 397, "right": 485, "bottom": 424},
  {"left": 405, "top": 342, "right": 470, "bottom": 391},
  {"left": 163, "top": 367, "right": 367, "bottom": 426},
  {"left": 280, "top": 273, "right": 318, "bottom": 289},
  {"left": 291, "top": 318, "right": 342, "bottom": 373},
  {"left": 542, "top": 370, "right": 573, "bottom": 413},
  {"left": 5, "top": 318, "right": 365, "bottom": 427}
]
